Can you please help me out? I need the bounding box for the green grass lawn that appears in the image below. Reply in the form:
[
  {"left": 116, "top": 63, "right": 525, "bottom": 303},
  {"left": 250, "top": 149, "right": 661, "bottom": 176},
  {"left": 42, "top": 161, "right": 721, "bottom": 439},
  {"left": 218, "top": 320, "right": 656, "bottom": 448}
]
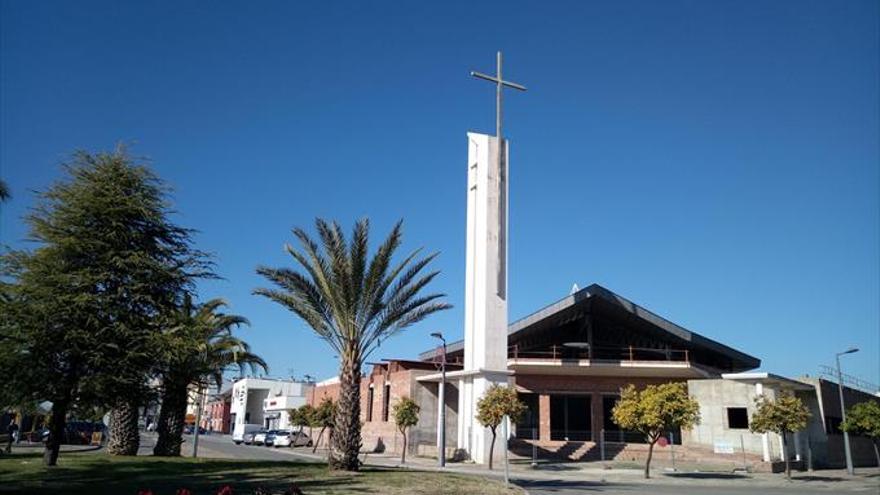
[{"left": 0, "top": 451, "right": 523, "bottom": 495}]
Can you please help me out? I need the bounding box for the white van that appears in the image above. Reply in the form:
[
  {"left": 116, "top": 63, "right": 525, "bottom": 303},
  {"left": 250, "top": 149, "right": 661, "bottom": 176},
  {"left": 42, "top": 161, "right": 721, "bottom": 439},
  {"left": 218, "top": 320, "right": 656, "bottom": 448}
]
[{"left": 233, "top": 423, "right": 263, "bottom": 445}]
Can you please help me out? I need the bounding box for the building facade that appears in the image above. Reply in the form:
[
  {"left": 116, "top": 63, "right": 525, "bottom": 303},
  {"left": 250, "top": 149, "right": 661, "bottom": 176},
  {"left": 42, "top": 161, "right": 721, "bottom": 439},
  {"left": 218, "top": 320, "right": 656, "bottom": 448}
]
[{"left": 230, "top": 378, "right": 313, "bottom": 435}]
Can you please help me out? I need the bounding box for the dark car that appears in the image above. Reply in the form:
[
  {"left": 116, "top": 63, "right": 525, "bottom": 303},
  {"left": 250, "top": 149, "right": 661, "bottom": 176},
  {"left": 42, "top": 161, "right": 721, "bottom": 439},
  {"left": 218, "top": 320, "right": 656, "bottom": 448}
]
[
  {"left": 183, "top": 425, "right": 207, "bottom": 435},
  {"left": 263, "top": 429, "right": 281, "bottom": 446}
]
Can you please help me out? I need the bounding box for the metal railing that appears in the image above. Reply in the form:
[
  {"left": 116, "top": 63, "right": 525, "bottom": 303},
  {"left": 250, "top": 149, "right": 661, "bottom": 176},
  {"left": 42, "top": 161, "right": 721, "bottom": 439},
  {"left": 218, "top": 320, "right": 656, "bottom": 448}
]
[{"left": 508, "top": 344, "right": 690, "bottom": 363}]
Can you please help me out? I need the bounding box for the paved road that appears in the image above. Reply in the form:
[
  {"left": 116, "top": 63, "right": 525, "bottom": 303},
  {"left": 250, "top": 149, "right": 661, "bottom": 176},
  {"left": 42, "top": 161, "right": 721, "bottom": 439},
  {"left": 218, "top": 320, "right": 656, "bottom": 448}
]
[
  {"left": 142, "top": 432, "right": 320, "bottom": 462},
  {"left": 150, "top": 434, "right": 880, "bottom": 494},
  {"left": 515, "top": 478, "right": 878, "bottom": 494}
]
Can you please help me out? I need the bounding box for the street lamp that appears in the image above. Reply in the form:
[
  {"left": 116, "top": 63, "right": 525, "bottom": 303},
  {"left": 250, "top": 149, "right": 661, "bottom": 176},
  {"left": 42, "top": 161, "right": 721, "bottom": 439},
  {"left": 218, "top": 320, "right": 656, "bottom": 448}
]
[
  {"left": 836, "top": 347, "right": 858, "bottom": 475},
  {"left": 431, "top": 332, "right": 447, "bottom": 468}
]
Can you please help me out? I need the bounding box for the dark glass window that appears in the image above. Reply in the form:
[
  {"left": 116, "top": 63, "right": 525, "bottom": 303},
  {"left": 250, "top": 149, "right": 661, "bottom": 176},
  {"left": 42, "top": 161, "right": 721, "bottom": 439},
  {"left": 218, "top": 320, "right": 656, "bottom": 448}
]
[
  {"left": 518, "top": 394, "right": 539, "bottom": 434},
  {"left": 382, "top": 384, "right": 391, "bottom": 422},
  {"left": 367, "top": 387, "right": 374, "bottom": 422},
  {"left": 727, "top": 407, "right": 749, "bottom": 429}
]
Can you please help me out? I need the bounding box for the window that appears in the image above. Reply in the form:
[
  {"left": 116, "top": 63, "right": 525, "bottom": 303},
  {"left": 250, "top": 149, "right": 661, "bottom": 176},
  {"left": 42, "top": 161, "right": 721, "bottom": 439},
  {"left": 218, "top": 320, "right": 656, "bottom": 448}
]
[
  {"left": 383, "top": 384, "right": 391, "bottom": 422},
  {"left": 367, "top": 387, "right": 374, "bottom": 422},
  {"left": 825, "top": 416, "right": 842, "bottom": 434},
  {"left": 727, "top": 407, "right": 749, "bottom": 429}
]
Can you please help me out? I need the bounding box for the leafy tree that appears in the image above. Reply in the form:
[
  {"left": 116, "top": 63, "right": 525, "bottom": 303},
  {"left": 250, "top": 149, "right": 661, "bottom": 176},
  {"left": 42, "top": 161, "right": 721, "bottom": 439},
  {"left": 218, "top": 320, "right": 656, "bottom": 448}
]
[
  {"left": 476, "top": 384, "right": 526, "bottom": 470},
  {"left": 841, "top": 400, "right": 880, "bottom": 467},
  {"left": 393, "top": 396, "right": 419, "bottom": 464},
  {"left": 255, "top": 218, "right": 450, "bottom": 470},
  {"left": 749, "top": 393, "right": 811, "bottom": 479},
  {"left": 0, "top": 149, "right": 207, "bottom": 465},
  {"left": 291, "top": 404, "right": 316, "bottom": 435},
  {"left": 612, "top": 382, "right": 701, "bottom": 479},
  {"left": 311, "top": 397, "right": 335, "bottom": 453},
  {"left": 153, "top": 296, "right": 266, "bottom": 456}
]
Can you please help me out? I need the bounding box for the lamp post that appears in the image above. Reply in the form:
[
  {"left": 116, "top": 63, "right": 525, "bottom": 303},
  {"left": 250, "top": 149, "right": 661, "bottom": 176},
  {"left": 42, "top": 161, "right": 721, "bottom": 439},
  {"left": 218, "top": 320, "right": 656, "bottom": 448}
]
[
  {"left": 431, "top": 332, "right": 447, "bottom": 467},
  {"left": 835, "top": 347, "right": 858, "bottom": 475}
]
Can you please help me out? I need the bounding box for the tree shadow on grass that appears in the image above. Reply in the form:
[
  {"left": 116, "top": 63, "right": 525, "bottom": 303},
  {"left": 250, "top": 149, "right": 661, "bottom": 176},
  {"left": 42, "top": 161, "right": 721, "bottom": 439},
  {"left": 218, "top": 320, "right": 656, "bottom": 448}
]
[
  {"left": 0, "top": 456, "right": 365, "bottom": 495},
  {"left": 0, "top": 455, "right": 454, "bottom": 495}
]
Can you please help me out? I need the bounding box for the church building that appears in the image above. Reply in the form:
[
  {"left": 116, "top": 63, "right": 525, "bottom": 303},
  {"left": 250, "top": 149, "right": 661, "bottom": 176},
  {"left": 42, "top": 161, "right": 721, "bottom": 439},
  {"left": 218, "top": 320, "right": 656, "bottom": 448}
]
[{"left": 308, "top": 282, "right": 762, "bottom": 460}]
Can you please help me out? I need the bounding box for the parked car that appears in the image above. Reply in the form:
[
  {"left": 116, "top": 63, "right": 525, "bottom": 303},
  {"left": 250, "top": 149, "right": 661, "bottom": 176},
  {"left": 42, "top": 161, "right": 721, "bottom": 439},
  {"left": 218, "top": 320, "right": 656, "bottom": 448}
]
[
  {"left": 263, "top": 429, "right": 280, "bottom": 446},
  {"left": 252, "top": 429, "right": 270, "bottom": 446},
  {"left": 273, "top": 430, "right": 312, "bottom": 448},
  {"left": 233, "top": 423, "right": 263, "bottom": 445},
  {"left": 183, "top": 425, "right": 207, "bottom": 435}
]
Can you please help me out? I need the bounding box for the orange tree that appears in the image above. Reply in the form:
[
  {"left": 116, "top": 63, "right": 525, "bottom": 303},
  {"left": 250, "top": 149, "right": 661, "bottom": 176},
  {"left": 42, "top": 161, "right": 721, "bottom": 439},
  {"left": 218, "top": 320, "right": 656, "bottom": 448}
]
[
  {"left": 749, "top": 393, "right": 810, "bottom": 480},
  {"left": 612, "top": 382, "right": 700, "bottom": 479},
  {"left": 393, "top": 396, "right": 420, "bottom": 464},
  {"left": 476, "top": 384, "right": 526, "bottom": 470}
]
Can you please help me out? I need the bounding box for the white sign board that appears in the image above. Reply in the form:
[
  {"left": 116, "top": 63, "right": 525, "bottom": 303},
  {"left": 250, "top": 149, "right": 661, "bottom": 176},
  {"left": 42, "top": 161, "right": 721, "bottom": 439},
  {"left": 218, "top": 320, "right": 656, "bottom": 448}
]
[{"left": 713, "top": 441, "right": 735, "bottom": 454}]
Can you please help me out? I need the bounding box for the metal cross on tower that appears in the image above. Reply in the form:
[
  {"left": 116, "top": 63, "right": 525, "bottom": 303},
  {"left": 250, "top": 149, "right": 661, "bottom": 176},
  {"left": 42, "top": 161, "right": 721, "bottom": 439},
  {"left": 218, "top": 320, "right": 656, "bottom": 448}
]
[{"left": 470, "top": 51, "right": 527, "bottom": 141}]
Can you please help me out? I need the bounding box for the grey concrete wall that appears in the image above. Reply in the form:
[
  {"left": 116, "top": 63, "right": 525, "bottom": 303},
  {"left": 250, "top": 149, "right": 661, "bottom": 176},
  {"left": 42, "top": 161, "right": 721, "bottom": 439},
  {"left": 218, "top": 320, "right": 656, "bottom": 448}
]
[{"left": 685, "top": 379, "right": 774, "bottom": 459}]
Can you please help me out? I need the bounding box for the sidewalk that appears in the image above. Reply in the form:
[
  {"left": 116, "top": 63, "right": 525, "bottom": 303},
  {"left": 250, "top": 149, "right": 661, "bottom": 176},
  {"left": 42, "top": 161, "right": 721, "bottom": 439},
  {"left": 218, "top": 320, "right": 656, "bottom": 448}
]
[{"left": 288, "top": 447, "right": 880, "bottom": 492}]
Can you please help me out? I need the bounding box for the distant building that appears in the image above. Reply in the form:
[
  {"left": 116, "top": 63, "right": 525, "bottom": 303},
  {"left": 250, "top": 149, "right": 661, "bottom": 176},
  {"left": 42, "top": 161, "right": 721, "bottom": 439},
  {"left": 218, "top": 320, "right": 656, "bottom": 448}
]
[
  {"left": 201, "top": 385, "right": 233, "bottom": 434},
  {"left": 688, "top": 373, "right": 879, "bottom": 469},
  {"left": 230, "top": 378, "right": 313, "bottom": 432}
]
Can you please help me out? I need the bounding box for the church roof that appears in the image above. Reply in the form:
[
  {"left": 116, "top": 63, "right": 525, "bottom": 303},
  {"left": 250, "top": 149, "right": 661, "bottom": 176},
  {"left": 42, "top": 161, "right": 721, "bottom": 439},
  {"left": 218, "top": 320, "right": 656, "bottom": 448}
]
[{"left": 418, "top": 283, "right": 760, "bottom": 372}]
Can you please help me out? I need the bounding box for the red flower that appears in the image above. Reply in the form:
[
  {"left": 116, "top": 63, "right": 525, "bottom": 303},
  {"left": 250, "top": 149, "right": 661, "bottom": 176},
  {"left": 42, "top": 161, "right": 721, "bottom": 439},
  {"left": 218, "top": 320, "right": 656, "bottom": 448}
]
[
  {"left": 176, "top": 490, "right": 192, "bottom": 495},
  {"left": 215, "top": 486, "right": 234, "bottom": 495},
  {"left": 137, "top": 491, "right": 154, "bottom": 495}
]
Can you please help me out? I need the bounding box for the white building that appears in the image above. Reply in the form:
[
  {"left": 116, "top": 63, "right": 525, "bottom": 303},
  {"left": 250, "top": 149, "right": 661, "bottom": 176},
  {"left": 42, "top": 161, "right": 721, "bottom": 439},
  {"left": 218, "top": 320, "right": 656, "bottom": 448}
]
[{"left": 230, "top": 378, "right": 313, "bottom": 433}]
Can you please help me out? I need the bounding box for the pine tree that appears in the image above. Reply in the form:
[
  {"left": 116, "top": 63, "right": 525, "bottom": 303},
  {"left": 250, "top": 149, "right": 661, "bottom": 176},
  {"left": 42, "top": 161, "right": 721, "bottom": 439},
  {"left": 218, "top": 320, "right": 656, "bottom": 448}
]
[{"left": 0, "top": 148, "right": 208, "bottom": 465}]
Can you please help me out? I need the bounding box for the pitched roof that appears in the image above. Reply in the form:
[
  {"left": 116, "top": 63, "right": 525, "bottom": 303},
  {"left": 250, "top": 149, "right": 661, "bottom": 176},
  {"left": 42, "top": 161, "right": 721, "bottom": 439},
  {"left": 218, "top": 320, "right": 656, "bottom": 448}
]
[{"left": 418, "top": 283, "right": 760, "bottom": 371}]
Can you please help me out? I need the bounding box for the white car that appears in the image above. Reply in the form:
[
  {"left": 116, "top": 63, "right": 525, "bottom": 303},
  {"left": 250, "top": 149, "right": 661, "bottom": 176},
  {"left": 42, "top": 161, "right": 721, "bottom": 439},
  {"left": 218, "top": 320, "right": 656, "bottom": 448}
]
[
  {"left": 252, "top": 429, "right": 269, "bottom": 445},
  {"left": 233, "top": 423, "right": 263, "bottom": 445},
  {"left": 273, "top": 430, "right": 312, "bottom": 448}
]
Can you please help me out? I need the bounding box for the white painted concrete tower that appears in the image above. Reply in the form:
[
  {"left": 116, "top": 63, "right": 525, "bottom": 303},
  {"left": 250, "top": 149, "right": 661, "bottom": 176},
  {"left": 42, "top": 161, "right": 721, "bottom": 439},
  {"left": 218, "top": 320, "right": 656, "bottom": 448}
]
[{"left": 457, "top": 132, "right": 513, "bottom": 464}]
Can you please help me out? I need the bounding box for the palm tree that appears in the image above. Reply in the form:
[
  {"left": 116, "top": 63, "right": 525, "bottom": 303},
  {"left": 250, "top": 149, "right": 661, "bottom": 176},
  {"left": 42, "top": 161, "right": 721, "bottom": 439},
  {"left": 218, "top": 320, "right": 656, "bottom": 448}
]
[
  {"left": 255, "top": 218, "right": 450, "bottom": 471},
  {"left": 153, "top": 296, "right": 266, "bottom": 456},
  {"left": 0, "top": 179, "right": 9, "bottom": 202}
]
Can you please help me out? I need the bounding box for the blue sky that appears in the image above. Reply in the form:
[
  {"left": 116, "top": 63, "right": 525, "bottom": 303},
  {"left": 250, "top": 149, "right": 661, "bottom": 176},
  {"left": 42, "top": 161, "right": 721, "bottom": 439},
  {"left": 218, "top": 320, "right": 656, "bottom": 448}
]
[{"left": 2, "top": 1, "right": 878, "bottom": 386}]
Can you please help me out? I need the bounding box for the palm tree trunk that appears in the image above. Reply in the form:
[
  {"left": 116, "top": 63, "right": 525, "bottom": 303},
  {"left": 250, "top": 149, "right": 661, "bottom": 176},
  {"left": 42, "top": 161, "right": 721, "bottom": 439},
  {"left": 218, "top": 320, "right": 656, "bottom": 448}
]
[
  {"left": 43, "top": 398, "right": 69, "bottom": 466},
  {"left": 154, "top": 379, "right": 188, "bottom": 456},
  {"left": 330, "top": 349, "right": 362, "bottom": 471},
  {"left": 107, "top": 398, "right": 140, "bottom": 455},
  {"left": 873, "top": 439, "right": 879, "bottom": 468}
]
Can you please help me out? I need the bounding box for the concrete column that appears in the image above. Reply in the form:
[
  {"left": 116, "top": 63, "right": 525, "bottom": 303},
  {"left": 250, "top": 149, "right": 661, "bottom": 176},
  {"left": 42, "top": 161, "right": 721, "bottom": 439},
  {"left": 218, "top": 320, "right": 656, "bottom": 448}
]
[
  {"left": 591, "top": 393, "right": 602, "bottom": 442},
  {"left": 756, "top": 383, "right": 771, "bottom": 462},
  {"left": 539, "top": 394, "right": 551, "bottom": 442}
]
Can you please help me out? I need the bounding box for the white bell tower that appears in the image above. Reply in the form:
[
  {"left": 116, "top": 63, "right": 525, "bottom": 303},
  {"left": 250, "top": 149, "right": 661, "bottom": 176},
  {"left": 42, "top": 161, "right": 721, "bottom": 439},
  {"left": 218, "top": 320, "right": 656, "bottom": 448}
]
[{"left": 457, "top": 51, "right": 526, "bottom": 464}]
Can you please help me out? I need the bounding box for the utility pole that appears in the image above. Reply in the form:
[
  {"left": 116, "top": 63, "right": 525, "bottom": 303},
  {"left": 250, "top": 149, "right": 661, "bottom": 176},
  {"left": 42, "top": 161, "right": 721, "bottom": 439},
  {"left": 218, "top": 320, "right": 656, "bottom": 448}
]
[
  {"left": 192, "top": 386, "right": 204, "bottom": 458},
  {"left": 431, "top": 332, "right": 447, "bottom": 467},
  {"left": 835, "top": 347, "right": 859, "bottom": 475}
]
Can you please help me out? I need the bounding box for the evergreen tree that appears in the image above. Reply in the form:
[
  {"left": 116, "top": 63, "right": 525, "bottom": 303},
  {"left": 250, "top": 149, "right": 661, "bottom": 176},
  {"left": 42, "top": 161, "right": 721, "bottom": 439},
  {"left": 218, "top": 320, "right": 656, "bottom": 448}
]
[{"left": 0, "top": 148, "right": 208, "bottom": 465}]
